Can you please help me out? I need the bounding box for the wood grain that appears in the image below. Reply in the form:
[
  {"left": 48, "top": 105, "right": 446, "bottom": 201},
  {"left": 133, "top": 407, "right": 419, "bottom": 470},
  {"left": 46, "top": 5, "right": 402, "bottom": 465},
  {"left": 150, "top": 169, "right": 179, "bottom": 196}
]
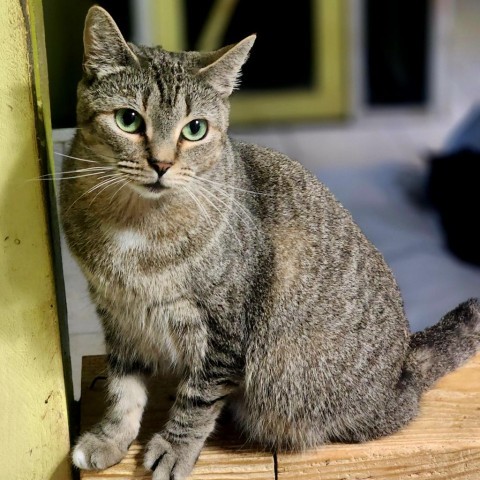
[
  {"left": 277, "top": 353, "right": 480, "bottom": 480},
  {"left": 80, "top": 354, "right": 480, "bottom": 479}
]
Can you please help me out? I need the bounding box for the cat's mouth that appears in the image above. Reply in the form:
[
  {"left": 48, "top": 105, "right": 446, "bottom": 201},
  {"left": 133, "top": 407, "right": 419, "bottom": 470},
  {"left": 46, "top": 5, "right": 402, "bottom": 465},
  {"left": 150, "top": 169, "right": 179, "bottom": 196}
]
[{"left": 144, "top": 180, "right": 166, "bottom": 192}]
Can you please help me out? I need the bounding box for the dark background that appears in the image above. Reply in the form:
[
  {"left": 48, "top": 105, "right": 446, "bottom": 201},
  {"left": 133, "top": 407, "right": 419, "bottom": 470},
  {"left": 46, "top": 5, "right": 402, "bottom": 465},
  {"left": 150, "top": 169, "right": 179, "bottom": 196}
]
[
  {"left": 43, "top": 0, "right": 431, "bottom": 128},
  {"left": 365, "top": 0, "right": 430, "bottom": 106}
]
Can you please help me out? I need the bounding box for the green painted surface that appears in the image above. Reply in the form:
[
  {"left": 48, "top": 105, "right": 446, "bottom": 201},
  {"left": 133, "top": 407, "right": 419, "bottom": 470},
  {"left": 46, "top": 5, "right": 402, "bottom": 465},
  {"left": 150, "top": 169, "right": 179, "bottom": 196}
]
[{"left": 0, "top": 0, "right": 72, "bottom": 478}]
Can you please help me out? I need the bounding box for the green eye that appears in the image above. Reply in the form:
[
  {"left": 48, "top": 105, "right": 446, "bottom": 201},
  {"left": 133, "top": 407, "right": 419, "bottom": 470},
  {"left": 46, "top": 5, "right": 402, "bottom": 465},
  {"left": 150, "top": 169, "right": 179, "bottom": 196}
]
[
  {"left": 115, "top": 109, "right": 144, "bottom": 133},
  {"left": 181, "top": 119, "right": 208, "bottom": 141}
]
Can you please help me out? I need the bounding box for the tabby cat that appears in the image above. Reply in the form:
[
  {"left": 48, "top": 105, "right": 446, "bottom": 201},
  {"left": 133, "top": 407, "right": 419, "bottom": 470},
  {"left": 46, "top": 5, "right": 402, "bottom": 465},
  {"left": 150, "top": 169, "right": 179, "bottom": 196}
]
[{"left": 62, "top": 7, "right": 480, "bottom": 480}]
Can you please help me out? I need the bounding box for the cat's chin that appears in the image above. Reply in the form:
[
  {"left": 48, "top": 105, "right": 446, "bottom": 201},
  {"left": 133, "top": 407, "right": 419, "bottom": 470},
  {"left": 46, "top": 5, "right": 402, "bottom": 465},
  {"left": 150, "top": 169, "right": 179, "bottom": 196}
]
[{"left": 129, "top": 182, "right": 168, "bottom": 200}]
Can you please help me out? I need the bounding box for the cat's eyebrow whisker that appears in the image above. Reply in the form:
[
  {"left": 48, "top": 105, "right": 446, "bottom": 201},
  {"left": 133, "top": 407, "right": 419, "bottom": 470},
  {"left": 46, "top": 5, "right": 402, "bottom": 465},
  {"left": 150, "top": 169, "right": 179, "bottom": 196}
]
[{"left": 182, "top": 185, "right": 214, "bottom": 228}]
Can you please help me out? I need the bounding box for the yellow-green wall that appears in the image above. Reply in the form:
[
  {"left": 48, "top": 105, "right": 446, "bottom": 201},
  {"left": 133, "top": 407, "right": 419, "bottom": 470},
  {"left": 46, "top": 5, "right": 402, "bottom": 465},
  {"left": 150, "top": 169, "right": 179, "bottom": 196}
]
[{"left": 0, "top": 0, "right": 71, "bottom": 478}]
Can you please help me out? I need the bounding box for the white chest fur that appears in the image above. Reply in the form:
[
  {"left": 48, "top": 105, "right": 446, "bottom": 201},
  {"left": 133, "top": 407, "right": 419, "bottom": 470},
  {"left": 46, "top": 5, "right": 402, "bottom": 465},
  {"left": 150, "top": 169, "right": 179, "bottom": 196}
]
[
  {"left": 85, "top": 227, "right": 206, "bottom": 371},
  {"left": 113, "top": 228, "right": 149, "bottom": 252}
]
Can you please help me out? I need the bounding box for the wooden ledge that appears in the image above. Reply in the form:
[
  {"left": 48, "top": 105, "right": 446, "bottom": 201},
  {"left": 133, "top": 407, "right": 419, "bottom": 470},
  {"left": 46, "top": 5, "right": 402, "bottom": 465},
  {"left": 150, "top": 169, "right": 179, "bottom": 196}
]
[{"left": 79, "top": 354, "right": 480, "bottom": 479}]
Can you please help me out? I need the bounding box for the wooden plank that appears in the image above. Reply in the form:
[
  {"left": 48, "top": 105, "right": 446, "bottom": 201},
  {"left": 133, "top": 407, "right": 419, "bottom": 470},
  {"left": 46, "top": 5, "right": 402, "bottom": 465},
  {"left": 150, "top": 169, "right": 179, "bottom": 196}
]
[
  {"left": 80, "top": 354, "right": 480, "bottom": 479},
  {"left": 0, "top": 0, "right": 72, "bottom": 478},
  {"left": 277, "top": 353, "right": 480, "bottom": 480},
  {"left": 79, "top": 356, "right": 275, "bottom": 479}
]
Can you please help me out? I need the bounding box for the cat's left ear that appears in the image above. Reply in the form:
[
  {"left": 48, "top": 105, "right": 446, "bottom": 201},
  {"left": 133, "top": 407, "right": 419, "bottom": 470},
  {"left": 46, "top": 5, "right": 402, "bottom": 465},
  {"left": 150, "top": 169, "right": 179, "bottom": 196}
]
[
  {"left": 83, "top": 6, "right": 139, "bottom": 78},
  {"left": 197, "top": 35, "right": 256, "bottom": 97}
]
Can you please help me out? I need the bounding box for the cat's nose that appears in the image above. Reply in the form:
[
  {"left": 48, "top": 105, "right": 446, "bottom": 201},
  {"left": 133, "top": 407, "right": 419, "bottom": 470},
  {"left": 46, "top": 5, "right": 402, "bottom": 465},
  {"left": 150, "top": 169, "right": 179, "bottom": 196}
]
[{"left": 148, "top": 158, "right": 172, "bottom": 178}]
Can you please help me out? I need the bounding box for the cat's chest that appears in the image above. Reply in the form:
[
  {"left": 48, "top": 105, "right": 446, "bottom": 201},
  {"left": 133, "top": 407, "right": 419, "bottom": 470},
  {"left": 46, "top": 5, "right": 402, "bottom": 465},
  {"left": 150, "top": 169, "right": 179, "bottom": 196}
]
[
  {"left": 87, "top": 227, "right": 185, "bottom": 295},
  {"left": 100, "top": 293, "right": 206, "bottom": 371},
  {"left": 88, "top": 227, "right": 206, "bottom": 369}
]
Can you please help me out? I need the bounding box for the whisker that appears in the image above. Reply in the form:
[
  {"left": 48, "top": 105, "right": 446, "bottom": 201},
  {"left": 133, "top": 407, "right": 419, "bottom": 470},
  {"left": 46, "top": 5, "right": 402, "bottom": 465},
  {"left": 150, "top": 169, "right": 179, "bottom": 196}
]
[
  {"left": 88, "top": 175, "right": 123, "bottom": 194},
  {"left": 66, "top": 175, "right": 122, "bottom": 212},
  {"left": 186, "top": 173, "right": 269, "bottom": 196},
  {"left": 37, "top": 166, "right": 113, "bottom": 178},
  {"left": 195, "top": 184, "right": 257, "bottom": 233},
  {"left": 96, "top": 173, "right": 123, "bottom": 181},
  {"left": 86, "top": 176, "right": 124, "bottom": 206},
  {"left": 88, "top": 176, "right": 125, "bottom": 207},
  {"left": 54, "top": 151, "right": 102, "bottom": 164},
  {"left": 182, "top": 185, "right": 214, "bottom": 228},
  {"left": 109, "top": 178, "right": 131, "bottom": 203},
  {"left": 202, "top": 181, "right": 260, "bottom": 232},
  {"left": 193, "top": 187, "right": 241, "bottom": 245},
  {"left": 27, "top": 170, "right": 112, "bottom": 182},
  {"left": 82, "top": 177, "right": 119, "bottom": 198},
  {"left": 58, "top": 165, "right": 113, "bottom": 173}
]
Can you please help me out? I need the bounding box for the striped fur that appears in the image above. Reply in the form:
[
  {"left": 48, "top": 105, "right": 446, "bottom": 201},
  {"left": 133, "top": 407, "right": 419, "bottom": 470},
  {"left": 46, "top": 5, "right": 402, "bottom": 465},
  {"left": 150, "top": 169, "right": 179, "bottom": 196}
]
[{"left": 65, "top": 7, "right": 480, "bottom": 480}]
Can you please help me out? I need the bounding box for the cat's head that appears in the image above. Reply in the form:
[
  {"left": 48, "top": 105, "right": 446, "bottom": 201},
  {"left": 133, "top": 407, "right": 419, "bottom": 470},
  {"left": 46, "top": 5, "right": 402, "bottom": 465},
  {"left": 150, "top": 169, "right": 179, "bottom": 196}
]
[{"left": 76, "top": 6, "right": 254, "bottom": 199}]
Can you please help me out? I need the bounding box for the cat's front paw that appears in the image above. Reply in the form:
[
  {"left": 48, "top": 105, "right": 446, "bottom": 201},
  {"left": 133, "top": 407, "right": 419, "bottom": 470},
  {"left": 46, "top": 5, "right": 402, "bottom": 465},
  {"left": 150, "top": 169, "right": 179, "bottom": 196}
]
[
  {"left": 144, "top": 434, "right": 198, "bottom": 480},
  {"left": 72, "top": 431, "right": 126, "bottom": 470}
]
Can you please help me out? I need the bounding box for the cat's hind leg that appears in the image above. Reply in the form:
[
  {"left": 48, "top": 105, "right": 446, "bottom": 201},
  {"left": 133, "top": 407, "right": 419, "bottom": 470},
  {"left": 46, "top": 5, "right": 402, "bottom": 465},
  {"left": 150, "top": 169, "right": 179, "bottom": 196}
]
[{"left": 72, "top": 365, "right": 148, "bottom": 470}]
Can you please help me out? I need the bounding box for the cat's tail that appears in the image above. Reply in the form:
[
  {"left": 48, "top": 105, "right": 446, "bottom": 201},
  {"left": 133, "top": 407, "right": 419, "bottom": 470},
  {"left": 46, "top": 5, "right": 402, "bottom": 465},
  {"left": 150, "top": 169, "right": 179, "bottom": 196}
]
[{"left": 404, "top": 298, "right": 480, "bottom": 393}]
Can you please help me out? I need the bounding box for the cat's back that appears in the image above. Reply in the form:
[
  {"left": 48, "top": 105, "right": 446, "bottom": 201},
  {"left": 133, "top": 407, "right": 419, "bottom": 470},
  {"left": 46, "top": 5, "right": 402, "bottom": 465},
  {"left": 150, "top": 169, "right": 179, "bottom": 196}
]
[
  {"left": 232, "top": 139, "right": 366, "bottom": 241},
  {"left": 230, "top": 141, "right": 409, "bottom": 447},
  {"left": 231, "top": 138, "right": 406, "bottom": 341}
]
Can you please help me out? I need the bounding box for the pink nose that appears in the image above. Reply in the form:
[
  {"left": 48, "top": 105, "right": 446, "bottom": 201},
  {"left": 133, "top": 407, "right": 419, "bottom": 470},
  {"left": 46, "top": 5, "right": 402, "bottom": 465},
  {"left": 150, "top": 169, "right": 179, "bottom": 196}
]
[{"left": 148, "top": 159, "right": 172, "bottom": 178}]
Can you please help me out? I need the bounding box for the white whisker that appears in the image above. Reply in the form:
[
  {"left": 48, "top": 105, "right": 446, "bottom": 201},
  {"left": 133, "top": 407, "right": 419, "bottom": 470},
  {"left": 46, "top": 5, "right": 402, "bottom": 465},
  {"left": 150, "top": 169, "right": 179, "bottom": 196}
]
[
  {"left": 54, "top": 151, "right": 103, "bottom": 164},
  {"left": 66, "top": 174, "right": 121, "bottom": 212},
  {"left": 36, "top": 166, "right": 114, "bottom": 179},
  {"left": 56, "top": 166, "right": 114, "bottom": 175},
  {"left": 59, "top": 171, "right": 111, "bottom": 179},
  {"left": 193, "top": 187, "right": 241, "bottom": 245},
  {"left": 195, "top": 184, "right": 258, "bottom": 233},
  {"left": 27, "top": 170, "right": 113, "bottom": 183},
  {"left": 87, "top": 176, "right": 125, "bottom": 208},
  {"left": 201, "top": 181, "right": 259, "bottom": 229},
  {"left": 182, "top": 185, "right": 214, "bottom": 228},
  {"left": 109, "top": 178, "right": 131, "bottom": 202},
  {"left": 187, "top": 173, "right": 269, "bottom": 196},
  {"left": 96, "top": 173, "right": 123, "bottom": 181}
]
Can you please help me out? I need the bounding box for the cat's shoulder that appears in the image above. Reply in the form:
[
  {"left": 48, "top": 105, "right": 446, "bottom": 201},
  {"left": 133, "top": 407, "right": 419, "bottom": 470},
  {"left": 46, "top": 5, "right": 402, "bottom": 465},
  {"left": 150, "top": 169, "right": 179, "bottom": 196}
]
[
  {"left": 232, "top": 139, "right": 315, "bottom": 174},
  {"left": 230, "top": 138, "right": 324, "bottom": 191},
  {"left": 232, "top": 138, "right": 298, "bottom": 166}
]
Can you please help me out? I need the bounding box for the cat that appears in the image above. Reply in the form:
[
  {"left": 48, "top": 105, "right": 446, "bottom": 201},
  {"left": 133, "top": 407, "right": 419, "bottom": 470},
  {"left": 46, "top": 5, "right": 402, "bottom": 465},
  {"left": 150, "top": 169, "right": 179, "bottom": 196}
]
[{"left": 61, "top": 6, "right": 480, "bottom": 480}]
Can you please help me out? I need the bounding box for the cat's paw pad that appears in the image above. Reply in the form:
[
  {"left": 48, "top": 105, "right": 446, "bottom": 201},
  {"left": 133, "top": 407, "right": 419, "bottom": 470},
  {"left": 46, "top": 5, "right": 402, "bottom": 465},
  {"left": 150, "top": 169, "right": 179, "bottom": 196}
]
[
  {"left": 144, "top": 434, "right": 179, "bottom": 480},
  {"left": 72, "top": 431, "right": 126, "bottom": 470}
]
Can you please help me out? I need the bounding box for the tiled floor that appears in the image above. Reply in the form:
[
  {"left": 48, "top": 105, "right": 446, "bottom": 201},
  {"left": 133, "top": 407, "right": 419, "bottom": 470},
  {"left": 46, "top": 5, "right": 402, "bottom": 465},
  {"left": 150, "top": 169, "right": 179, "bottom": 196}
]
[{"left": 56, "top": 0, "right": 480, "bottom": 399}]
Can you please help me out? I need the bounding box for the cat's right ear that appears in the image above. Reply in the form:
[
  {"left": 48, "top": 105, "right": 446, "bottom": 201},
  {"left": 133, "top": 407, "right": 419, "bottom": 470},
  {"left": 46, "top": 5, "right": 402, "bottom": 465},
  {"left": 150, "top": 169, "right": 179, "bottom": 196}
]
[
  {"left": 83, "top": 6, "right": 139, "bottom": 78},
  {"left": 197, "top": 35, "right": 256, "bottom": 97}
]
